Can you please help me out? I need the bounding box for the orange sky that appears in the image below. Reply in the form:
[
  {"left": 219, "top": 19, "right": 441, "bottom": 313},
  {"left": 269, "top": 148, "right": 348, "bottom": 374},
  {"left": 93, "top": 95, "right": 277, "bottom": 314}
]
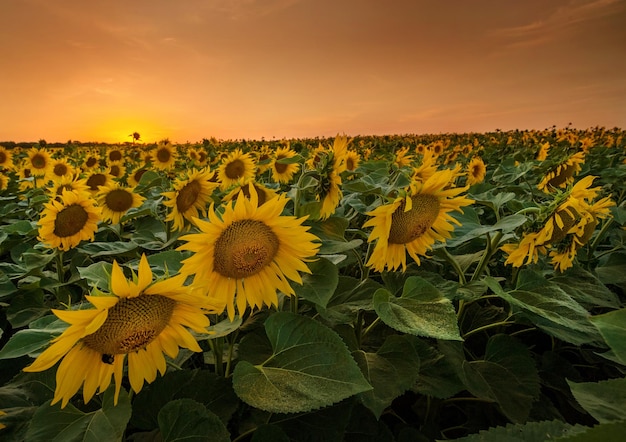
[{"left": 1, "top": 0, "right": 625, "bottom": 143}]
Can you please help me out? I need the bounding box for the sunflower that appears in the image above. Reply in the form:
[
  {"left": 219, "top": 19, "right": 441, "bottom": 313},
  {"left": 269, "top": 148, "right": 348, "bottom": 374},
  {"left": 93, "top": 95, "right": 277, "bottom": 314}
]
[
  {"left": 466, "top": 156, "right": 487, "bottom": 186},
  {"left": 26, "top": 147, "right": 52, "bottom": 177},
  {"left": 48, "top": 158, "right": 76, "bottom": 183},
  {"left": 107, "top": 161, "right": 126, "bottom": 180},
  {"left": 502, "top": 176, "right": 614, "bottom": 271},
  {"left": 85, "top": 170, "right": 114, "bottom": 194},
  {"left": 152, "top": 141, "right": 177, "bottom": 171},
  {"left": 82, "top": 150, "right": 101, "bottom": 171},
  {"left": 47, "top": 175, "right": 91, "bottom": 200},
  {"left": 107, "top": 147, "right": 124, "bottom": 163},
  {"left": 305, "top": 144, "right": 326, "bottom": 170},
  {"left": 536, "top": 141, "right": 551, "bottom": 161},
  {"left": 216, "top": 149, "right": 256, "bottom": 190},
  {"left": 344, "top": 150, "right": 360, "bottom": 172},
  {"left": 0, "top": 173, "right": 8, "bottom": 191},
  {"left": 38, "top": 190, "right": 101, "bottom": 250},
  {"left": 394, "top": 146, "right": 414, "bottom": 168},
  {"left": 162, "top": 168, "right": 218, "bottom": 232},
  {"left": 364, "top": 168, "right": 473, "bottom": 272},
  {"left": 23, "top": 254, "right": 216, "bottom": 407},
  {"left": 17, "top": 165, "right": 35, "bottom": 192},
  {"left": 223, "top": 180, "right": 278, "bottom": 208},
  {"left": 537, "top": 151, "right": 585, "bottom": 192},
  {"left": 271, "top": 145, "right": 300, "bottom": 184},
  {"left": 96, "top": 183, "right": 145, "bottom": 224},
  {"left": 178, "top": 185, "right": 320, "bottom": 320},
  {"left": 0, "top": 145, "right": 14, "bottom": 170},
  {"left": 127, "top": 167, "right": 149, "bottom": 187}
]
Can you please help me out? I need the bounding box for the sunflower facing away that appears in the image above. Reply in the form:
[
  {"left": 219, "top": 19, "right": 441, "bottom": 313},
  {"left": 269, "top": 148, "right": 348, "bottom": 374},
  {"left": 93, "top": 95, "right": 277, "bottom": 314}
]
[
  {"left": 38, "top": 190, "right": 102, "bottom": 250},
  {"left": 23, "top": 254, "right": 216, "bottom": 407},
  {"left": 537, "top": 151, "right": 585, "bottom": 193},
  {"left": 162, "top": 168, "right": 218, "bottom": 232},
  {"left": 178, "top": 185, "right": 320, "bottom": 320},
  {"left": 96, "top": 183, "right": 145, "bottom": 224},
  {"left": 364, "top": 168, "right": 473, "bottom": 272},
  {"left": 502, "top": 175, "right": 614, "bottom": 272}
]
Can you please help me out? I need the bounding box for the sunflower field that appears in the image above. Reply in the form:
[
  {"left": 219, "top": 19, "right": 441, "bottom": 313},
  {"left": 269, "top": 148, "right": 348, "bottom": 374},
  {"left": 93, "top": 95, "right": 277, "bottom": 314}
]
[{"left": 0, "top": 127, "right": 625, "bottom": 441}]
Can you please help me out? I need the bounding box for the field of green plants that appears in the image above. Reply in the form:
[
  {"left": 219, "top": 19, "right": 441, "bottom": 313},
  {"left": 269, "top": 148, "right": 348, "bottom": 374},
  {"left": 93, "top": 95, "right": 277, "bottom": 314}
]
[{"left": 0, "top": 127, "right": 624, "bottom": 441}]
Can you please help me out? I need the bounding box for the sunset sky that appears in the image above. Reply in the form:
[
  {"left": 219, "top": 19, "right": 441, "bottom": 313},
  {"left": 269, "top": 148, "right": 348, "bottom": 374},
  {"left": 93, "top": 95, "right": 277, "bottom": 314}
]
[{"left": 1, "top": 0, "right": 625, "bottom": 143}]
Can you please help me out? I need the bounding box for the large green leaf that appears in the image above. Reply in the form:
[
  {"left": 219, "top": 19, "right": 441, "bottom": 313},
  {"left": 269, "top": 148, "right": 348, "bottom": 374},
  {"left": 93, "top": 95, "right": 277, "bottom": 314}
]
[
  {"left": 551, "top": 268, "right": 621, "bottom": 310},
  {"left": 372, "top": 277, "right": 462, "bottom": 341},
  {"left": 0, "top": 315, "right": 66, "bottom": 359},
  {"left": 232, "top": 312, "right": 372, "bottom": 413},
  {"left": 295, "top": 257, "right": 339, "bottom": 308},
  {"left": 77, "top": 261, "right": 113, "bottom": 291},
  {"left": 157, "top": 399, "right": 230, "bottom": 442},
  {"left": 460, "top": 334, "right": 540, "bottom": 423},
  {"left": 447, "top": 419, "right": 586, "bottom": 441},
  {"left": 568, "top": 378, "right": 626, "bottom": 424},
  {"left": 555, "top": 421, "right": 626, "bottom": 441},
  {"left": 77, "top": 241, "right": 139, "bottom": 257},
  {"left": 23, "top": 386, "right": 131, "bottom": 442},
  {"left": 131, "top": 369, "right": 239, "bottom": 430},
  {"left": 411, "top": 339, "right": 465, "bottom": 399},
  {"left": 353, "top": 334, "right": 421, "bottom": 418},
  {"left": 485, "top": 276, "right": 604, "bottom": 346},
  {"left": 589, "top": 308, "right": 626, "bottom": 365}
]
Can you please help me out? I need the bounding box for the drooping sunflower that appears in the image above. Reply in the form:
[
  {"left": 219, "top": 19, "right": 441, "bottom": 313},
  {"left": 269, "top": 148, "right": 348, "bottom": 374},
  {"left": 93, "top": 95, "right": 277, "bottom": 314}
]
[
  {"left": 96, "top": 183, "right": 145, "bottom": 224},
  {"left": 162, "top": 168, "right": 218, "bottom": 232},
  {"left": 364, "top": 168, "right": 473, "bottom": 272},
  {"left": 537, "top": 151, "right": 585, "bottom": 193},
  {"left": 38, "top": 190, "right": 101, "bottom": 250},
  {"left": 466, "top": 156, "right": 487, "bottom": 186},
  {"left": 178, "top": 185, "right": 320, "bottom": 320},
  {"left": 26, "top": 147, "right": 52, "bottom": 177},
  {"left": 502, "top": 175, "right": 614, "bottom": 271},
  {"left": 23, "top": 254, "right": 216, "bottom": 408},
  {"left": 152, "top": 141, "right": 177, "bottom": 171},
  {"left": 0, "top": 173, "right": 9, "bottom": 191},
  {"left": 216, "top": 149, "right": 256, "bottom": 190},
  {"left": 271, "top": 145, "right": 300, "bottom": 184},
  {"left": 394, "top": 146, "right": 414, "bottom": 169},
  {"left": 536, "top": 141, "right": 551, "bottom": 161}
]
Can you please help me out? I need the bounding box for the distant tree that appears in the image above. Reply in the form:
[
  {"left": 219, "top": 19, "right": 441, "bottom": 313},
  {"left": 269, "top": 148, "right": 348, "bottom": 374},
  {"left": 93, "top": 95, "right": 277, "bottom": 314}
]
[{"left": 38, "top": 139, "right": 47, "bottom": 147}]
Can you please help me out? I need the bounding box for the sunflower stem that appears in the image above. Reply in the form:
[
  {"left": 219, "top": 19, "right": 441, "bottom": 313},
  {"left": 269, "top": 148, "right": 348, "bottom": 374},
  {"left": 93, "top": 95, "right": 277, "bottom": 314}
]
[
  {"left": 55, "top": 249, "right": 65, "bottom": 283},
  {"left": 442, "top": 247, "right": 466, "bottom": 285},
  {"left": 361, "top": 317, "right": 381, "bottom": 339},
  {"left": 588, "top": 217, "right": 615, "bottom": 258},
  {"left": 462, "top": 317, "right": 514, "bottom": 339},
  {"left": 290, "top": 293, "right": 299, "bottom": 314},
  {"left": 224, "top": 329, "right": 239, "bottom": 378},
  {"left": 470, "top": 231, "right": 503, "bottom": 282}
]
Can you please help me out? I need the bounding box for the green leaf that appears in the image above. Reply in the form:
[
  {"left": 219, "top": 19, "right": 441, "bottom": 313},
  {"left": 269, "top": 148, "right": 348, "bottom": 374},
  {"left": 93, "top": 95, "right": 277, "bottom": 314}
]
[
  {"left": 232, "top": 312, "right": 372, "bottom": 413},
  {"left": 158, "top": 398, "right": 230, "bottom": 442},
  {"left": 131, "top": 369, "right": 239, "bottom": 430},
  {"left": 590, "top": 308, "right": 626, "bottom": 365},
  {"left": 448, "top": 419, "right": 586, "bottom": 441},
  {"left": 460, "top": 334, "right": 540, "bottom": 423},
  {"left": 0, "top": 315, "right": 66, "bottom": 359},
  {"left": 485, "top": 276, "right": 604, "bottom": 346},
  {"left": 77, "top": 241, "right": 139, "bottom": 257},
  {"left": 6, "top": 289, "right": 48, "bottom": 328},
  {"left": 412, "top": 339, "right": 464, "bottom": 399},
  {"left": 295, "top": 257, "right": 339, "bottom": 308},
  {"left": 555, "top": 421, "right": 626, "bottom": 441},
  {"left": 446, "top": 213, "right": 528, "bottom": 247},
  {"left": 354, "top": 335, "right": 421, "bottom": 418},
  {"left": 372, "top": 277, "right": 462, "bottom": 341},
  {"left": 250, "top": 425, "right": 290, "bottom": 442},
  {"left": 595, "top": 252, "right": 626, "bottom": 285},
  {"left": 77, "top": 261, "right": 113, "bottom": 291},
  {"left": 316, "top": 276, "right": 381, "bottom": 325},
  {"left": 568, "top": 378, "right": 626, "bottom": 423},
  {"left": 24, "top": 386, "right": 131, "bottom": 442},
  {"left": 551, "top": 268, "right": 621, "bottom": 309}
]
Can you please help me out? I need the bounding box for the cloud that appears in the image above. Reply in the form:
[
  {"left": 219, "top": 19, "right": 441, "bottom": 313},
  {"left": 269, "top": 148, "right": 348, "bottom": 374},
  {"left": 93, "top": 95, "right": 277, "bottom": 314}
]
[{"left": 491, "top": 0, "right": 625, "bottom": 49}]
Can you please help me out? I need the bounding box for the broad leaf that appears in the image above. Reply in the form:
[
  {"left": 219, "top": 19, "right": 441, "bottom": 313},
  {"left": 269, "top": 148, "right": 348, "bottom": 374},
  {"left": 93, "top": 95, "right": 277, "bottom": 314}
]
[
  {"left": 568, "top": 378, "right": 626, "bottom": 423},
  {"left": 460, "top": 334, "right": 540, "bottom": 423},
  {"left": 373, "top": 277, "right": 462, "bottom": 341},
  {"left": 24, "top": 386, "right": 131, "bottom": 442},
  {"left": 232, "top": 312, "right": 372, "bottom": 413},
  {"left": 158, "top": 399, "right": 230, "bottom": 442},
  {"left": 449, "top": 419, "right": 586, "bottom": 441},
  {"left": 589, "top": 308, "right": 626, "bottom": 365},
  {"left": 295, "top": 257, "right": 339, "bottom": 308}
]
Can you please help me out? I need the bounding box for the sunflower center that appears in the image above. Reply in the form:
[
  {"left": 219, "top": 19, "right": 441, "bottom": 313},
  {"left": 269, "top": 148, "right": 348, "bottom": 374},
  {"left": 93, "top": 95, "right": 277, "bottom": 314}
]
[
  {"left": 133, "top": 168, "right": 146, "bottom": 183},
  {"left": 176, "top": 180, "right": 201, "bottom": 212},
  {"left": 86, "top": 173, "right": 107, "bottom": 191},
  {"left": 85, "top": 157, "right": 98, "bottom": 168},
  {"left": 213, "top": 220, "right": 279, "bottom": 278},
  {"left": 105, "top": 189, "right": 134, "bottom": 212},
  {"left": 82, "top": 295, "right": 176, "bottom": 355},
  {"left": 53, "top": 204, "right": 89, "bottom": 238},
  {"left": 388, "top": 194, "right": 440, "bottom": 244},
  {"left": 110, "top": 165, "right": 121, "bottom": 177},
  {"left": 157, "top": 148, "right": 171, "bottom": 163},
  {"left": 0, "top": 152, "right": 6, "bottom": 164},
  {"left": 53, "top": 164, "right": 68, "bottom": 176},
  {"left": 109, "top": 151, "right": 123, "bottom": 162},
  {"left": 274, "top": 156, "right": 288, "bottom": 174},
  {"left": 346, "top": 157, "right": 355, "bottom": 171},
  {"left": 31, "top": 154, "right": 47, "bottom": 169},
  {"left": 225, "top": 159, "right": 245, "bottom": 179}
]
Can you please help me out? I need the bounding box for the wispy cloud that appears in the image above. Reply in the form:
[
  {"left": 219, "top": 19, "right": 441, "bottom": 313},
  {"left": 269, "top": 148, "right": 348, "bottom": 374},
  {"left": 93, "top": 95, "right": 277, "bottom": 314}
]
[{"left": 491, "top": 0, "right": 625, "bottom": 50}]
